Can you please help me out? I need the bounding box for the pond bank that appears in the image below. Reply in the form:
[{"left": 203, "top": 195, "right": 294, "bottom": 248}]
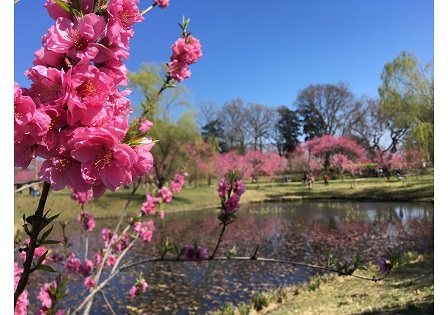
[{"left": 212, "top": 252, "right": 434, "bottom": 315}]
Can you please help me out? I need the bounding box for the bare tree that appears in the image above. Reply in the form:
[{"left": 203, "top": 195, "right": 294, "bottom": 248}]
[
  {"left": 220, "top": 98, "right": 250, "bottom": 154},
  {"left": 196, "top": 100, "right": 219, "bottom": 129},
  {"left": 244, "top": 103, "right": 276, "bottom": 151},
  {"left": 294, "top": 82, "right": 365, "bottom": 140},
  {"left": 351, "top": 97, "right": 389, "bottom": 156}
]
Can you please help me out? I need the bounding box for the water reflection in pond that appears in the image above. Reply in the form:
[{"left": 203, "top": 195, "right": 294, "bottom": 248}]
[{"left": 24, "top": 201, "right": 434, "bottom": 314}]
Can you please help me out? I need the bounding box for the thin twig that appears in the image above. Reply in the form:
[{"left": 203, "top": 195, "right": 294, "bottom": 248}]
[
  {"left": 83, "top": 180, "right": 142, "bottom": 314},
  {"left": 99, "top": 290, "right": 117, "bottom": 315},
  {"left": 209, "top": 222, "right": 227, "bottom": 259},
  {"left": 250, "top": 245, "right": 259, "bottom": 260},
  {"left": 141, "top": 2, "right": 157, "bottom": 16}
]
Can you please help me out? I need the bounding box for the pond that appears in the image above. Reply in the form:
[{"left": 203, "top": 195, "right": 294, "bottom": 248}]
[{"left": 22, "top": 200, "right": 434, "bottom": 314}]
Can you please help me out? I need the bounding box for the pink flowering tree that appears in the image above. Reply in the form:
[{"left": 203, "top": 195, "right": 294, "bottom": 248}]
[
  {"left": 213, "top": 150, "right": 286, "bottom": 183},
  {"left": 304, "top": 135, "right": 368, "bottom": 170},
  {"left": 287, "top": 145, "right": 322, "bottom": 180},
  {"left": 184, "top": 140, "right": 216, "bottom": 186},
  {"left": 286, "top": 145, "right": 310, "bottom": 174},
  {"left": 331, "top": 153, "right": 363, "bottom": 180},
  {"left": 213, "top": 151, "right": 245, "bottom": 178},
  {"left": 373, "top": 149, "right": 406, "bottom": 179},
  {"left": 240, "top": 150, "right": 286, "bottom": 182},
  {"left": 402, "top": 148, "right": 425, "bottom": 172}
]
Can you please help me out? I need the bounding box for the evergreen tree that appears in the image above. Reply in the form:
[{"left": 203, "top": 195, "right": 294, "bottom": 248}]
[{"left": 275, "top": 106, "right": 302, "bottom": 156}]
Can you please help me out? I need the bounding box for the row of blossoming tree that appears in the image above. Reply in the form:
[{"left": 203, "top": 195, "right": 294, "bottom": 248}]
[
  {"left": 14, "top": 0, "right": 400, "bottom": 314},
  {"left": 180, "top": 134, "right": 422, "bottom": 186}
]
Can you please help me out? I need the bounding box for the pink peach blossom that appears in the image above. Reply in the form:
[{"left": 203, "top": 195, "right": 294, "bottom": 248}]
[
  {"left": 42, "top": 14, "right": 109, "bottom": 62},
  {"left": 133, "top": 220, "right": 155, "bottom": 242},
  {"left": 217, "top": 178, "right": 230, "bottom": 198},
  {"left": 84, "top": 276, "right": 96, "bottom": 291},
  {"left": 129, "top": 285, "right": 138, "bottom": 299},
  {"left": 154, "top": 0, "right": 170, "bottom": 8},
  {"left": 138, "top": 119, "right": 153, "bottom": 132},
  {"left": 77, "top": 210, "right": 96, "bottom": 231},
  {"left": 44, "top": 0, "right": 72, "bottom": 21},
  {"left": 141, "top": 192, "right": 160, "bottom": 215},
  {"left": 168, "top": 60, "right": 191, "bottom": 82},
  {"left": 170, "top": 36, "right": 202, "bottom": 65},
  {"left": 26, "top": 65, "right": 64, "bottom": 107},
  {"left": 132, "top": 141, "right": 155, "bottom": 178},
  {"left": 70, "top": 127, "right": 138, "bottom": 195},
  {"left": 37, "top": 281, "right": 57, "bottom": 308},
  {"left": 157, "top": 186, "right": 173, "bottom": 204},
  {"left": 225, "top": 193, "right": 240, "bottom": 214},
  {"left": 233, "top": 180, "right": 246, "bottom": 196},
  {"left": 107, "top": 0, "right": 144, "bottom": 30},
  {"left": 65, "top": 253, "right": 81, "bottom": 273}
]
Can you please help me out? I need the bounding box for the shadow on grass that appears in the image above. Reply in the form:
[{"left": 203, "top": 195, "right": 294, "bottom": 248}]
[
  {"left": 264, "top": 183, "right": 434, "bottom": 202},
  {"left": 359, "top": 302, "right": 434, "bottom": 315},
  {"left": 359, "top": 254, "right": 434, "bottom": 315}
]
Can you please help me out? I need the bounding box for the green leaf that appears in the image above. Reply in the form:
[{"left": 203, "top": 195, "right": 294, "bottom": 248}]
[
  {"left": 327, "top": 252, "right": 334, "bottom": 267},
  {"left": 35, "top": 264, "right": 57, "bottom": 273},
  {"left": 40, "top": 225, "right": 54, "bottom": 242},
  {"left": 47, "top": 213, "right": 61, "bottom": 223},
  {"left": 126, "top": 135, "right": 157, "bottom": 147},
  {"left": 41, "top": 240, "right": 60, "bottom": 245},
  {"left": 226, "top": 245, "right": 237, "bottom": 259},
  {"left": 36, "top": 250, "right": 49, "bottom": 266}
]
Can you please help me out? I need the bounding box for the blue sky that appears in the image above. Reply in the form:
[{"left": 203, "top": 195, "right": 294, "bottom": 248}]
[{"left": 14, "top": 0, "right": 434, "bottom": 117}]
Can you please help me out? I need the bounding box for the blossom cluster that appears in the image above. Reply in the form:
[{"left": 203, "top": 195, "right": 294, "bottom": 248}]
[
  {"left": 181, "top": 244, "right": 208, "bottom": 264},
  {"left": 77, "top": 210, "right": 96, "bottom": 231},
  {"left": 169, "top": 173, "right": 185, "bottom": 193},
  {"left": 70, "top": 188, "right": 93, "bottom": 206},
  {"left": 129, "top": 275, "right": 148, "bottom": 299},
  {"left": 168, "top": 25, "right": 203, "bottom": 82},
  {"left": 37, "top": 281, "right": 57, "bottom": 313},
  {"left": 217, "top": 175, "right": 246, "bottom": 224},
  {"left": 14, "top": 0, "right": 155, "bottom": 199}
]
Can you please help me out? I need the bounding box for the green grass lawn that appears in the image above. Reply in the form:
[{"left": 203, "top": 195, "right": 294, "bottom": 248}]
[{"left": 242, "top": 173, "right": 434, "bottom": 203}]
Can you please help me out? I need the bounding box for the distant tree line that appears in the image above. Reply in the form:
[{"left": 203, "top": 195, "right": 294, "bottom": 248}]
[{"left": 198, "top": 51, "right": 433, "bottom": 165}]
